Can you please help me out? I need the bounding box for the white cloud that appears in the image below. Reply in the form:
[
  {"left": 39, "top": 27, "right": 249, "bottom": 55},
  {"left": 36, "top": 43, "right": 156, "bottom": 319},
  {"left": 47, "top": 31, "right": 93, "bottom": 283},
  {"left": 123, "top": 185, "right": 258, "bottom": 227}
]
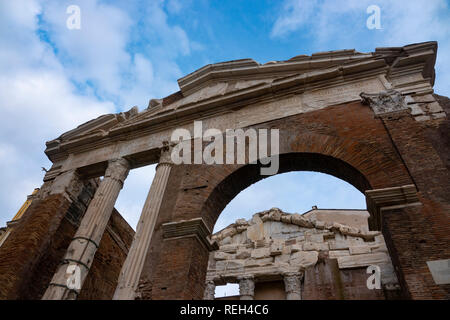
[
  {"left": 271, "top": 0, "right": 319, "bottom": 38},
  {"left": 40, "top": 0, "right": 133, "bottom": 97},
  {"left": 166, "top": 0, "right": 184, "bottom": 15},
  {"left": 0, "top": 0, "right": 193, "bottom": 226},
  {"left": 36, "top": 0, "right": 194, "bottom": 109},
  {"left": 0, "top": 0, "right": 118, "bottom": 225},
  {"left": 270, "top": 0, "right": 450, "bottom": 95}
]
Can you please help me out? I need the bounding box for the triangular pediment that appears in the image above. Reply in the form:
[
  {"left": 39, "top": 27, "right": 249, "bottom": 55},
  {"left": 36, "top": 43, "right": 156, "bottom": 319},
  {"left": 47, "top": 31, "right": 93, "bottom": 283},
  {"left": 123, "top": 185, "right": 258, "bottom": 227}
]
[{"left": 212, "top": 208, "right": 379, "bottom": 245}]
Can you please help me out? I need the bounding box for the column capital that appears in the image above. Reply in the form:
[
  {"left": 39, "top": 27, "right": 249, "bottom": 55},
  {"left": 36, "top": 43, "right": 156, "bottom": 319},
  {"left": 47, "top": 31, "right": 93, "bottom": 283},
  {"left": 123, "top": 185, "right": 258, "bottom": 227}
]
[
  {"left": 162, "top": 218, "right": 218, "bottom": 251},
  {"left": 238, "top": 276, "right": 255, "bottom": 298},
  {"left": 283, "top": 272, "right": 303, "bottom": 297},
  {"left": 360, "top": 89, "right": 408, "bottom": 116},
  {"left": 105, "top": 158, "right": 130, "bottom": 185},
  {"left": 159, "top": 140, "right": 175, "bottom": 166}
]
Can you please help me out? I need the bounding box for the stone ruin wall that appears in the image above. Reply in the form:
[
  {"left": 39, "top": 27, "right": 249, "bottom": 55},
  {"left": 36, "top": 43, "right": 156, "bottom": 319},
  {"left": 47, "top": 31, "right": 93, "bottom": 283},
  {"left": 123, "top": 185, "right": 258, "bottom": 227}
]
[
  {"left": 0, "top": 176, "right": 135, "bottom": 300},
  {"left": 206, "top": 208, "right": 403, "bottom": 300}
]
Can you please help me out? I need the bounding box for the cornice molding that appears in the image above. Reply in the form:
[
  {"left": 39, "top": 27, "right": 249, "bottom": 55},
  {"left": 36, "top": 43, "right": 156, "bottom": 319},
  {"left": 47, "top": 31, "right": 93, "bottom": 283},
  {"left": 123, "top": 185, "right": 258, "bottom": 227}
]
[
  {"left": 162, "top": 218, "right": 218, "bottom": 251},
  {"left": 43, "top": 42, "right": 438, "bottom": 169},
  {"left": 365, "top": 184, "right": 421, "bottom": 230}
]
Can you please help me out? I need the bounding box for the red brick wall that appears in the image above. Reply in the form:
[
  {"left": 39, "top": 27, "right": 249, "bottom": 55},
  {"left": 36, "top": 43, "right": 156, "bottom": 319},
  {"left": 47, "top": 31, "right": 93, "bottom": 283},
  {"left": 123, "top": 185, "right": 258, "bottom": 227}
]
[
  {"left": 0, "top": 194, "right": 71, "bottom": 299},
  {"left": 0, "top": 190, "right": 134, "bottom": 299},
  {"left": 376, "top": 104, "right": 450, "bottom": 299}
]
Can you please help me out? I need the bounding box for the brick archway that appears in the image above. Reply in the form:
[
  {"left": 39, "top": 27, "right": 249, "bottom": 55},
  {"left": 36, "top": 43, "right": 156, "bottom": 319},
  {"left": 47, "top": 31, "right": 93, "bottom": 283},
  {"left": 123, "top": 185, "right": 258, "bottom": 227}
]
[
  {"left": 141, "top": 101, "right": 424, "bottom": 300},
  {"left": 2, "top": 42, "right": 448, "bottom": 301}
]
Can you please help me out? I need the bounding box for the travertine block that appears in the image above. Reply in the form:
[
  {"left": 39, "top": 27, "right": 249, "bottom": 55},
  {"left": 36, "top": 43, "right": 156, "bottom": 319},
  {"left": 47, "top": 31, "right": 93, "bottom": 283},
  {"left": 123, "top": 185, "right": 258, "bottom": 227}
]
[
  {"left": 226, "top": 260, "right": 245, "bottom": 270},
  {"left": 290, "top": 251, "right": 318, "bottom": 268},
  {"left": 220, "top": 244, "right": 239, "bottom": 253},
  {"left": 268, "top": 208, "right": 282, "bottom": 221},
  {"left": 280, "top": 215, "right": 292, "bottom": 224},
  {"left": 329, "top": 239, "right": 349, "bottom": 250},
  {"left": 349, "top": 245, "right": 371, "bottom": 255},
  {"left": 303, "top": 241, "right": 328, "bottom": 251},
  {"left": 329, "top": 250, "right": 350, "bottom": 259},
  {"left": 337, "top": 252, "right": 389, "bottom": 269},
  {"left": 275, "top": 254, "right": 290, "bottom": 264},
  {"left": 291, "top": 214, "right": 313, "bottom": 227},
  {"left": 245, "top": 257, "right": 273, "bottom": 267},
  {"left": 236, "top": 249, "right": 251, "bottom": 259},
  {"left": 427, "top": 102, "right": 443, "bottom": 113},
  {"left": 308, "top": 234, "right": 324, "bottom": 243},
  {"left": 214, "top": 251, "right": 234, "bottom": 260},
  {"left": 270, "top": 242, "right": 283, "bottom": 256},
  {"left": 251, "top": 247, "right": 271, "bottom": 259}
]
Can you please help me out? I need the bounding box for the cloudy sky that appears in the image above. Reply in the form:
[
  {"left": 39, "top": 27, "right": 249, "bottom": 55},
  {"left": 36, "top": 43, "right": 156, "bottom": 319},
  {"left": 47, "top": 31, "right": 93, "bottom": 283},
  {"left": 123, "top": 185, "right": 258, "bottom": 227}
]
[{"left": 0, "top": 0, "right": 449, "bottom": 241}]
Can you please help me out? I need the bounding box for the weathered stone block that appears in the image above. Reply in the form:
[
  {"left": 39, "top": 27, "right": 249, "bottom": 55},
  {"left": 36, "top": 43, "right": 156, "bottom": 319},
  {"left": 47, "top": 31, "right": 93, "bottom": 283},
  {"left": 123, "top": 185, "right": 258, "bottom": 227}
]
[
  {"left": 214, "top": 251, "right": 234, "bottom": 260},
  {"left": 280, "top": 215, "right": 292, "bottom": 224},
  {"left": 328, "top": 240, "right": 349, "bottom": 250},
  {"left": 222, "top": 228, "right": 237, "bottom": 238},
  {"left": 225, "top": 259, "right": 245, "bottom": 270},
  {"left": 270, "top": 242, "right": 283, "bottom": 256},
  {"left": 291, "top": 214, "right": 314, "bottom": 227},
  {"left": 245, "top": 257, "right": 273, "bottom": 267},
  {"left": 221, "top": 236, "right": 232, "bottom": 245},
  {"left": 219, "top": 244, "right": 239, "bottom": 253},
  {"left": 251, "top": 247, "right": 271, "bottom": 259},
  {"left": 314, "top": 220, "right": 325, "bottom": 229},
  {"left": 427, "top": 102, "right": 443, "bottom": 113},
  {"left": 215, "top": 261, "right": 227, "bottom": 271},
  {"left": 236, "top": 249, "right": 251, "bottom": 259},
  {"left": 349, "top": 245, "right": 371, "bottom": 255},
  {"left": 337, "top": 252, "right": 389, "bottom": 269},
  {"left": 282, "top": 245, "right": 292, "bottom": 255},
  {"left": 308, "top": 234, "right": 324, "bottom": 243},
  {"left": 329, "top": 250, "right": 350, "bottom": 259},
  {"left": 275, "top": 254, "right": 290, "bottom": 264},
  {"left": 303, "top": 241, "right": 328, "bottom": 251},
  {"left": 290, "top": 251, "right": 318, "bottom": 268},
  {"left": 268, "top": 208, "right": 282, "bottom": 221}
]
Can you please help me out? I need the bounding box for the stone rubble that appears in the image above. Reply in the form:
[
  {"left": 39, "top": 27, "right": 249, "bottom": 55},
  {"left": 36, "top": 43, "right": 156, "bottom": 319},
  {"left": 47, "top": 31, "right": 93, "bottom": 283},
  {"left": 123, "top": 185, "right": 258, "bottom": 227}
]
[{"left": 207, "top": 207, "right": 399, "bottom": 289}]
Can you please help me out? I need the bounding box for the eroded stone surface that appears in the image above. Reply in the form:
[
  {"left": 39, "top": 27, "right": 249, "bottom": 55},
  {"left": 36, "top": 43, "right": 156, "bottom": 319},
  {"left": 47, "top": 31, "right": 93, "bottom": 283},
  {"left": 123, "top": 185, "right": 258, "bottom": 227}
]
[{"left": 206, "top": 207, "right": 399, "bottom": 290}]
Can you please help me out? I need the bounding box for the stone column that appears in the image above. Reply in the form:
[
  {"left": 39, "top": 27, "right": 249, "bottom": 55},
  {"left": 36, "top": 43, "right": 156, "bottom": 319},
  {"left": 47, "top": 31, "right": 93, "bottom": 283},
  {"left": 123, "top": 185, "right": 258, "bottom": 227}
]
[
  {"left": 42, "top": 158, "right": 130, "bottom": 300},
  {"left": 238, "top": 276, "right": 255, "bottom": 300},
  {"left": 283, "top": 272, "right": 303, "bottom": 300},
  {"left": 203, "top": 281, "right": 216, "bottom": 300},
  {"left": 113, "top": 148, "right": 172, "bottom": 300}
]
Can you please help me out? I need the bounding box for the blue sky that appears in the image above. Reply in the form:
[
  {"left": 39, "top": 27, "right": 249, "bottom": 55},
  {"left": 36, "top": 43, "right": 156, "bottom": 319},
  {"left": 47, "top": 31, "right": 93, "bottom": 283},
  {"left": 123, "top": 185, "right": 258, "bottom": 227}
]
[{"left": 0, "top": 0, "right": 449, "bottom": 237}]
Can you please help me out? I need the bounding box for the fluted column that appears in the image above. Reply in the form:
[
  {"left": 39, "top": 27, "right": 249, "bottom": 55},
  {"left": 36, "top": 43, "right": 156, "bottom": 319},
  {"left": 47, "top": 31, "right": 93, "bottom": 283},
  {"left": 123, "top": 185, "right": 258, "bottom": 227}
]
[
  {"left": 239, "top": 276, "right": 255, "bottom": 300},
  {"left": 283, "top": 272, "right": 303, "bottom": 300},
  {"left": 203, "top": 281, "right": 216, "bottom": 300},
  {"left": 113, "top": 148, "right": 172, "bottom": 300},
  {"left": 42, "top": 158, "right": 130, "bottom": 300}
]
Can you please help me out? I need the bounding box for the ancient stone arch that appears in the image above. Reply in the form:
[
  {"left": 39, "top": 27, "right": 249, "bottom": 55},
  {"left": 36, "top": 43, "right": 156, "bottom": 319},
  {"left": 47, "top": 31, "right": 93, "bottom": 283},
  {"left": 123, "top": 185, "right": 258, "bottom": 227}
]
[{"left": 0, "top": 41, "right": 449, "bottom": 300}]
